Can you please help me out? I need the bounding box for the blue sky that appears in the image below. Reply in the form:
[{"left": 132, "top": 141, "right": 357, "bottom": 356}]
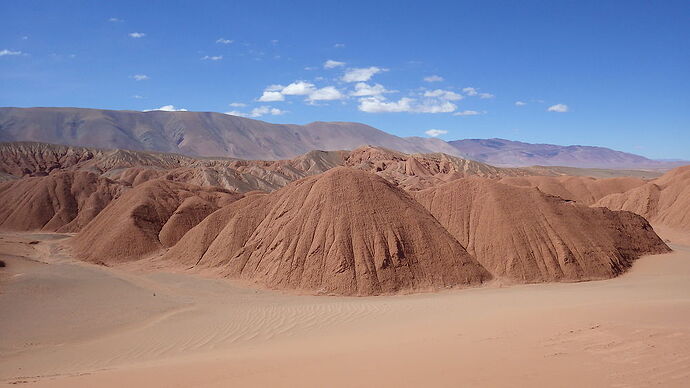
[{"left": 1, "top": 0, "right": 689, "bottom": 159}]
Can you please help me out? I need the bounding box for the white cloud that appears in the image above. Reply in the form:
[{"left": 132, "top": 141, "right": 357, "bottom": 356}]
[
  {"left": 229, "top": 102, "right": 246, "bottom": 107},
  {"left": 462, "top": 87, "right": 494, "bottom": 99},
  {"left": 423, "top": 75, "right": 444, "bottom": 82},
  {"left": 228, "top": 106, "right": 286, "bottom": 118},
  {"left": 201, "top": 55, "right": 223, "bottom": 61},
  {"left": 216, "top": 38, "right": 233, "bottom": 44},
  {"left": 108, "top": 17, "right": 123, "bottom": 22},
  {"left": 21, "top": 36, "right": 29, "bottom": 40},
  {"left": 515, "top": 101, "right": 527, "bottom": 106},
  {"left": 324, "top": 59, "right": 345, "bottom": 69},
  {"left": 281, "top": 81, "right": 316, "bottom": 95},
  {"left": 258, "top": 91, "right": 285, "bottom": 102},
  {"left": 462, "top": 87, "right": 478, "bottom": 96},
  {"left": 351, "top": 82, "right": 392, "bottom": 97},
  {"left": 265, "top": 84, "right": 285, "bottom": 91},
  {"left": 0, "top": 49, "right": 23, "bottom": 56},
  {"left": 145, "top": 105, "right": 187, "bottom": 112},
  {"left": 358, "top": 96, "right": 455, "bottom": 114},
  {"left": 547, "top": 103, "right": 569, "bottom": 112},
  {"left": 131, "top": 74, "right": 150, "bottom": 81},
  {"left": 334, "top": 43, "right": 345, "bottom": 48},
  {"left": 128, "top": 32, "right": 146, "bottom": 38},
  {"left": 358, "top": 97, "right": 413, "bottom": 113},
  {"left": 425, "top": 129, "right": 448, "bottom": 137},
  {"left": 415, "top": 101, "right": 457, "bottom": 113},
  {"left": 132, "top": 95, "right": 144, "bottom": 99},
  {"left": 341, "top": 66, "right": 386, "bottom": 82},
  {"left": 251, "top": 106, "right": 286, "bottom": 117},
  {"left": 423, "top": 89, "right": 463, "bottom": 101},
  {"left": 307, "top": 86, "right": 344, "bottom": 101},
  {"left": 453, "top": 110, "right": 483, "bottom": 116}
]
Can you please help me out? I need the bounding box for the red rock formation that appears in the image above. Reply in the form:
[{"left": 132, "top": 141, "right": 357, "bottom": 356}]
[{"left": 413, "top": 178, "right": 670, "bottom": 282}]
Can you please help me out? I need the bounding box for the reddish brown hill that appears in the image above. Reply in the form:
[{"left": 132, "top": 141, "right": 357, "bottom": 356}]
[
  {"left": 162, "top": 168, "right": 491, "bottom": 295},
  {"left": 0, "top": 171, "right": 122, "bottom": 232},
  {"left": 499, "top": 176, "right": 647, "bottom": 205},
  {"left": 343, "top": 146, "right": 530, "bottom": 190},
  {"left": 0, "top": 142, "right": 344, "bottom": 193},
  {"left": 596, "top": 165, "right": 690, "bottom": 232},
  {"left": 1, "top": 142, "right": 660, "bottom": 196},
  {"left": 70, "top": 179, "right": 241, "bottom": 263},
  {"left": 412, "top": 178, "right": 670, "bottom": 283}
]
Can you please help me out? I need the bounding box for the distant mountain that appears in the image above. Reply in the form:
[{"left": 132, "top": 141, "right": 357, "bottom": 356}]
[
  {"left": 1, "top": 107, "right": 685, "bottom": 169},
  {"left": 0, "top": 107, "right": 460, "bottom": 159},
  {"left": 448, "top": 138, "right": 686, "bottom": 169}
]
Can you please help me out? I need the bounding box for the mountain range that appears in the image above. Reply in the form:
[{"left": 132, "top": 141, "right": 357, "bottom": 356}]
[{"left": 0, "top": 107, "right": 685, "bottom": 169}]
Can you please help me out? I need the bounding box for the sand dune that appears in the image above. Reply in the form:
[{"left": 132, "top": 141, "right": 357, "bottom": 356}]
[
  {"left": 1, "top": 231, "right": 689, "bottom": 387},
  {"left": 413, "top": 178, "right": 670, "bottom": 282}
]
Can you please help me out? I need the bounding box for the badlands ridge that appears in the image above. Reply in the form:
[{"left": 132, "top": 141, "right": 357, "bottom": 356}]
[{"left": 1, "top": 141, "right": 686, "bottom": 295}]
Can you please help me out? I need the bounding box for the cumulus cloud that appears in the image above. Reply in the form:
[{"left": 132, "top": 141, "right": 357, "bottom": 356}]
[
  {"left": 229, "top": 102, "right": 246, "bottom": 107},
  {"left": 145, "top": 105, "right": 187, "bottom": 112},
  {"left": 462, "top": 87, "right": 478, "bottom": 96},
  {"left": 265, "top": 84, "right": 285, "bottom": 91},
  {"left": 201, "top": 55, "right": 223, "bottom": 61},
  {"left": 0, "top": 49, "right": 23, "bottom": 56},
  {"left": 423, "top": 75, "right": 444, "bottom": 82},
  {"left": 227, "top": 106, "right": 286, "bottom": 118},
  {"left": 281, "top": 81, "right": 316, "bottom": 95},
  {"left": 351, "top": 82, "right": 392, "bottom": 97},
  {"left": 515, "top": 101, "right": 527, "bottom": 106},
  {"left": 358, "top": 97, "right": 413, "bottom": 113},
  {"left": 547, "top": 103, "right": 569, "bottom": 112},
  {"left": 131, "top": 74, "right": 150, "bottom": 81},
  {"left": 342, "top": 67, "right": 386, "bottom": 82},
  {"left": 415, "top": 101, "right": 457, "bottom": 113},
  {"left": 324, "top": 59, "right": 345, "bottom": 69},
  {"left": 216, "top": 38, "right": 233, "bottom": 44},
  {"left": 425, "top": 129, "right": 448, "bottom": 137},
  {"left": 307, "top": 86, "right": 344, "bottom": 102},
  {"left": 132, "top": 95, "right": 144, "bottom": 99},
  {"left": 423, "top": 89, "right": 463, "bottom": 101},
  {"left": 258, "top": 81, "right": 345, "bottom": 103},
  {"left": 108, "top": 17, "right": 123, "bottom": 22},
  {"left": 128, "top": 32, "right": 146, "bottom": 38},
  {"left": 258, "top": 91, "right": 285, "bottom": 102},
  {"left": 358, "top": 96, "right": 455, "bottom": 114},
  {"left": 334, "top": 43, "right": 345, "bottom": 48},
  {"left": 453, "top": 110, "right": 483, "bottom": 116},
  {"left": 462, "top": 87, "right": 494, "bottom": 99}
]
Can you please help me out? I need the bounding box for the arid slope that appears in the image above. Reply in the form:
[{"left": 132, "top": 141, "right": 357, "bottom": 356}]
[
  {"left": 596, "top": 166, "right": 690, "bottom": 232},
  {"left": 160, "top": 168, "right": 491, "bottom": 295},
  {"left": 413, "top": 178, "right": 670, "bottom": 282}
]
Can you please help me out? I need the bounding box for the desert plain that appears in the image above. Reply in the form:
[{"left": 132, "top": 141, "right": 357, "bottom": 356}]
[{"left": 0, "top": 225, "right": 689, "bottom": 387}]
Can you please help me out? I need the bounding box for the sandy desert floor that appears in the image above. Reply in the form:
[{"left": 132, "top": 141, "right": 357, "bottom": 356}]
[{"left": 1, "top": 229, "right": 689, "bottom": 387}]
